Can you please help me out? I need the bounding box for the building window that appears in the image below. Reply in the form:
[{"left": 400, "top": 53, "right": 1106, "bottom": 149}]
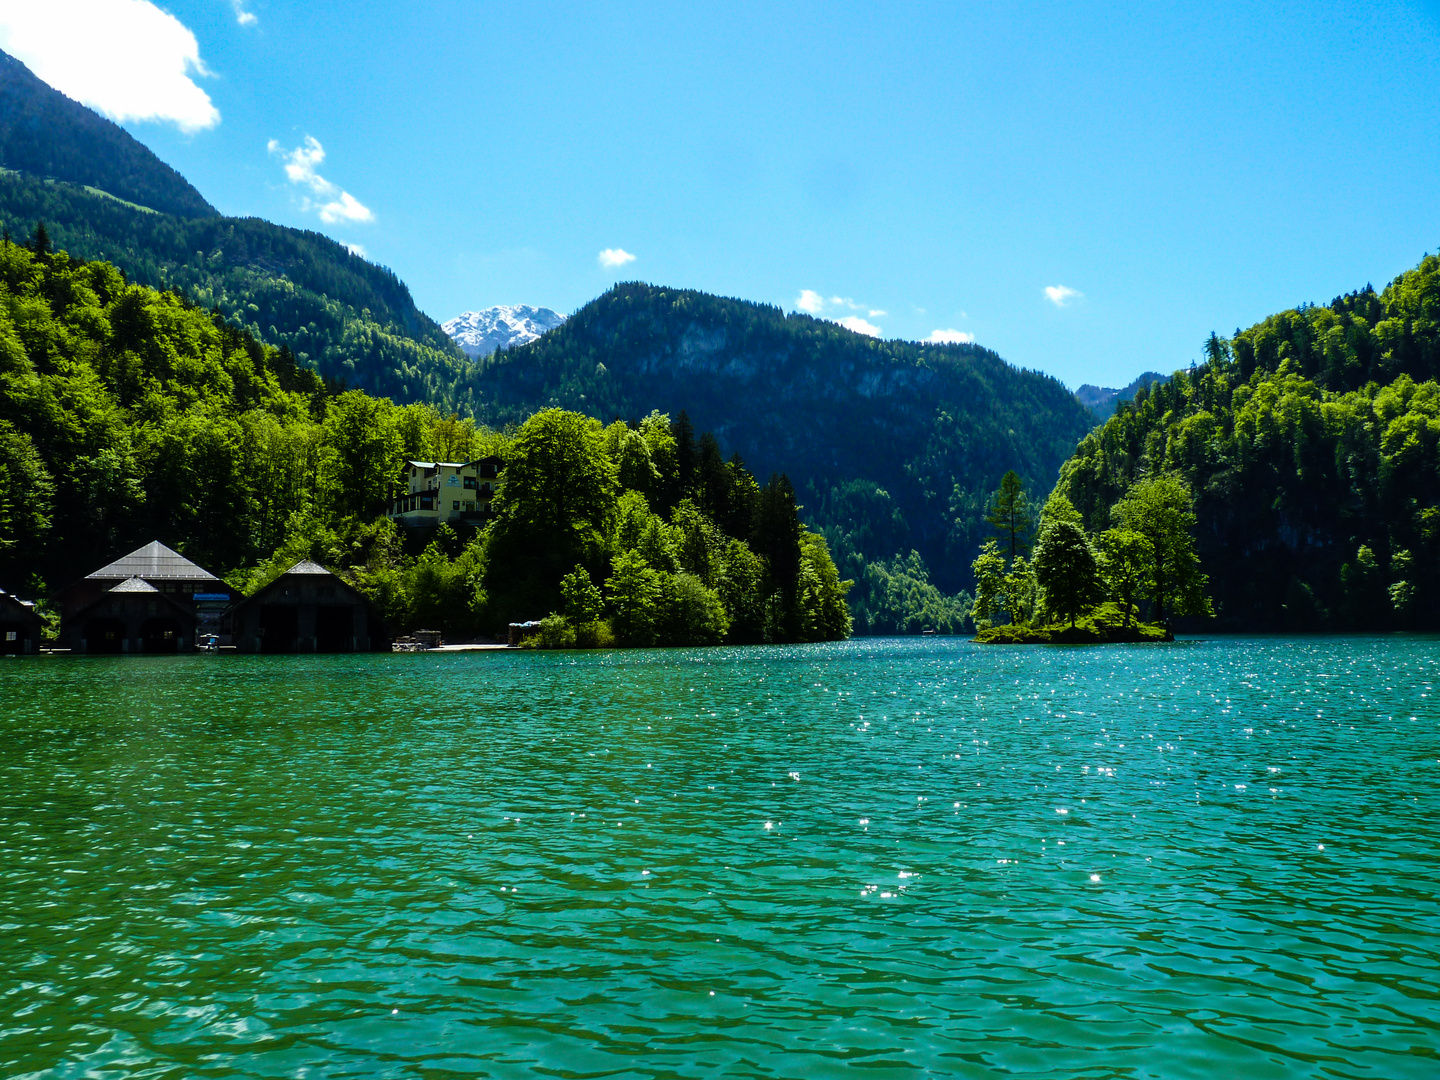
[
  {"left": 463, "top": 476, "right": 476, "bottom": 489},
  {"left": 453, "top": 500, "right": 460, "bottom": 511},
  {"left": 463, "top": 500, "right": 475, "bottom": 512},
  {"left": 5, "top": 631, "right": 15, "bottom": 642}
]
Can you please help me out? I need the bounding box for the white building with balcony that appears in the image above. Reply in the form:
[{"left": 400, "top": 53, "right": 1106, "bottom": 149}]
[{"left": 387, "top": 456, "right": 505, "bottom": 528}]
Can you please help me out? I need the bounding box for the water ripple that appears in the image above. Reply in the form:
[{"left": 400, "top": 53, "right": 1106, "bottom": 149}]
[{"left": 1, "top": 637, "right": 1437, "bottom": 1077}]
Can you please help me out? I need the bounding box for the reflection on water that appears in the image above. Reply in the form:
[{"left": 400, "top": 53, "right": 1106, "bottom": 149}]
[{"left": 1, "top": 637, "right": 1437, "bottom": 1077}]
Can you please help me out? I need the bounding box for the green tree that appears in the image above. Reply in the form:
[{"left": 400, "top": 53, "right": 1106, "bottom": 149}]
[
  {"left": 560, "top": 564, "right": 604, "bottom": 623},
  {"left": 1032, "top": 513, "right": 1102, "bottom": 627},
  {"left": 717, "top": 538, "right": 766, "bottom": 643},
  {"left": 985, "top": 470, "right": 1034, "bottom": 562},
  {"left": 659, "top": 572, "right": 729, "bottom": 645},
  {"left": 318, "top": 391, "right": 402, "bottom": 521},
  {"left": 486, "top": 408, "right": 619, "bottom": 617},
  {"left": 1098, "top": 528, "right": 1154, "bottom": 627},
  {"left": 1001, "top": 554, "right": 1037, "bottom": 626},
  {"left": 796, "top": 531, "right": 853, "bottom": 641},
  {"left": 607, "top": 549, "right": 661, "bottom": 645},
  {"left": 1111, "top": 475, "right": 1210, "bottom": 620},
  {"left": 970, "top": 539, "right": 1007, "bottom": 629}
]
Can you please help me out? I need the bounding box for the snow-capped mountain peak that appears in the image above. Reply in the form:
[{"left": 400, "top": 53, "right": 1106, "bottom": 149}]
[{"left": 443, "top": 305, "right": 566, "bottom": 358}]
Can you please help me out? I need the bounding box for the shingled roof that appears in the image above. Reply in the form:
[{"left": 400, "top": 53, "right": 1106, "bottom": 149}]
[
  {"left": 284, "top": 560, "right": 334, "bottom": 576},
  {"left": 85, "top": 541, "right": 219, "bottom": 582},
  {"left": 108, "top": 576, "right": 160, "bottom": 594}
]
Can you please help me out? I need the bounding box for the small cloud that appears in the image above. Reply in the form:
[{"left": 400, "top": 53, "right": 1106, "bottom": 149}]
[
  {"left": 924, "top": 329, "right": 975, "bottom": 344},
  {"left": 836, "top": 316, "right": 881, "bottom": 337},
  {"left": 0, "top": 0, "right": 220, "bottom": 132},
  {"left": 599, "top": 248, "right": 636, "bottom": 268},
  {"left": 797, "top": 291, "right": 881, "bottom": 317},
  {"left": 231, "top": 0, "right": 257, "bottom": 25},
  {"left": 345, "top": 242, "right": 367, "bottom": 258},
  {"left": 1045, "top": 285, "right": 1082, "bottom": 308},
  {"left": 268, "top": 137, "right": 374, "bottom": 224}
]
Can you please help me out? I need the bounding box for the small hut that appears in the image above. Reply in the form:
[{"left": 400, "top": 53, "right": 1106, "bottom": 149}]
[
  {"left": 0, "top": 589, "right": 43, "bottom": 654},
  {"left": 228, "top": 560, "right": 390, "bottom": 654},
  {"left": 61, "top": 577, "right": 198, "bottom": 654}
]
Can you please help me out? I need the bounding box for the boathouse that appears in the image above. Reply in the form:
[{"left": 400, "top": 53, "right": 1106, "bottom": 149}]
[
  {"left": 60, "top": 541, "right": 233, "bottom": 642},
  {"left": 0, "top": 589, "right": 43, "bottom": 654},
  {"left": 60, "top": 577, "right": 198, "bottom": 654},
  {"left": 227, "top": 560, "right": 390, "bottom": 653}
]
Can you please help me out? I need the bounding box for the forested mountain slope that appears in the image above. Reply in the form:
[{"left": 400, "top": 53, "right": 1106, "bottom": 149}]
[
  {"left": 1054, "top": 253, "right": 1440, "bottom": 630},
  {"left": 470, "top": 284, "right": 1096, "bottom": 593},
  {"left": 0, "top": 55, "right": 472, "bottom": 407},
  {"left": 0, "top": 50, "right": 215, "bottom": 219},
  {"left": 0, "top": 172, "right": 472, "bottom": 405}
]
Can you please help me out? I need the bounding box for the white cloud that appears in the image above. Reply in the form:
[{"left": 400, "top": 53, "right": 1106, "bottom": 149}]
[
  {"left": 924, "top": 329, "right": 975, "bottom": 344},
  {"left": 268, "top": 137, "right": 374, "bottom": 224},
  {"left": 599, "top": 248, "right": 636, "bottom": 268},
  {"left": 345, "top": 243, "right": 368, "bottom": 258},
  {"left": 1044, "top": 285, "right": 1082, "bottom": 307},
  {"left": 836, "top": 316, "right": 882, "bottom": 337},
  {"left": 868, "top": 309, "right": 887, "bottom": 318},
  {"left": 0, "top": 0, "right": 220, "bottom": 132},
  {"left": 796, "top": 289, "right": 825, "bottom": 313},
  {"left": 231, "top": 1, "right": 257, "bottom": 26}
]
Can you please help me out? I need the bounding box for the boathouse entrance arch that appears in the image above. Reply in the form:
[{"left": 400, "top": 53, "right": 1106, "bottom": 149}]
[
  {"left": 140, "top": 617, "right": 183, "bottom": 654},
  {"left": 84, "top": 617, "right": 126, "bottom": 654},
  {"left": 258, "top": 605, "right": 299, "bottom": 653}
]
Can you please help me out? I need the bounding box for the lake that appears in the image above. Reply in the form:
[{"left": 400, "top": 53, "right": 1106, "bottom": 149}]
[{"left": 1, "top": 637, "right": 1436, "bottom": 1078}]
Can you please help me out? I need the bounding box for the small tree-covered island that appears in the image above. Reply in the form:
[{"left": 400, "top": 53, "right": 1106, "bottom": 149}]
[{"left": 968, "top": 471, "right": 1206, "bottom": 644}]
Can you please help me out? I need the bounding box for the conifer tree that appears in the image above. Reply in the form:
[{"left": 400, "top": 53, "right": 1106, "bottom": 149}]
[{"left": 985, "top": 471, "right": 1033, "bottom": 563}]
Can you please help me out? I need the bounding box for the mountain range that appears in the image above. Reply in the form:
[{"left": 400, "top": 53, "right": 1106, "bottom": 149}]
[{"left": 443, "top": 306, "right": 566, "bottom": 358}]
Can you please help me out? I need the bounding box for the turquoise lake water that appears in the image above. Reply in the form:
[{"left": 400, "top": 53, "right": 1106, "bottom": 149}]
[{"left": 1, "top": 637, "right": 1437, "bottom": 1078}]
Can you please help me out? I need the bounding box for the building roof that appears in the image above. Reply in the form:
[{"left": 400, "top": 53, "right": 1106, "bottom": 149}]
[
  {"left": 85, "top": 541, "right": 220, "bottom": 582},
  {"left": 227, "top": 558, "right": 381, "bottom": 622},
  {"left": 0, "top": 589, "right": 37, "bottom": 612},
  {"left": 284, "top": 560, "right": 334, "bottom": 577},
  {"left": 404, "top": 457, "right": 504, "bottom": 469},
  {"left": 109, "top": 576, "right": 159, "bottom": 594}
]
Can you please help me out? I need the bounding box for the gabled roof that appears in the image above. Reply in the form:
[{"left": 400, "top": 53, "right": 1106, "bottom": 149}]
[
  {"left": 285, "top": 560, "right": 333, "bottom": 577},
  {"left": 109, "top": 576, "right": 159, "bottom": 594},
  {"left": 85, "top": 541, "right": 220, "bottom": 582},
  {"left": 228, "top": 559, "right": 380, "bottom": 621}
]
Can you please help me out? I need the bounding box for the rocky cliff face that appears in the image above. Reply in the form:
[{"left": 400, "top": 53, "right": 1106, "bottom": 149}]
[{"left": 443, "top": 305, "right": 566, "bottom": 358}]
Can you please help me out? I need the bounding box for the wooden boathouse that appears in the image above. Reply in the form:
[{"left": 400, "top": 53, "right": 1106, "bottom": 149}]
[{"left": 227, "top": 560, "right": 390, "bottom": 654}]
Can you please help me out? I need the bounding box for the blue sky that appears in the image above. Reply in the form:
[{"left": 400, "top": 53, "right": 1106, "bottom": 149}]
[{"left": 4, "top": 0, "right": 1440, "bottom": 389}]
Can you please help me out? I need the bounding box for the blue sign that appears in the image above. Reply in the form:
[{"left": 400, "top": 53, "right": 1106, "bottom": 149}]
[{"left": 194, "top": 593, "right": 231, "bottom": 602}]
